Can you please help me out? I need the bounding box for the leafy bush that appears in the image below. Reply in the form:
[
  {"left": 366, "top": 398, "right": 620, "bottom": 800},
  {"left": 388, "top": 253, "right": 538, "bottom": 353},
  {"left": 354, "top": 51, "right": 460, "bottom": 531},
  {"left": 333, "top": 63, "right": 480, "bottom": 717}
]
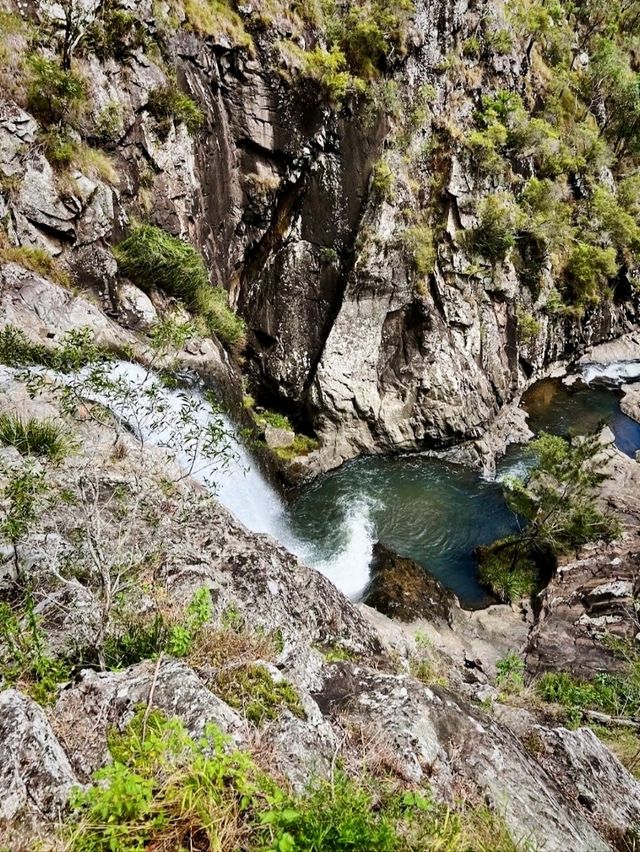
[
  {"left": 103, "top": 588, "right": 212, "bottom": 669},
  {"left": 0, "top": 325, "right": 104, "bottom": 372},
  {"left": 516, "top": 312, "right": 541, "bottom": 344},
  {"left": 536, "top": 667, "right": 640, "bottom": 722},
  {"left": 0, "top": 414, "right": 71, "bottom": 462},
  {"left": 494, "top": 431, "right": 621, "bottom": 576},
  {"left": 26, "top": 55, "right": 86, "bottom": 126},
  {"left": 462, "top": 36, "right": 481, "bottom": 59},
  {"left": 565, "top": 243, "right": 618, "bottom": 305},
  {"left": 0, "top": 466, "right": 47, "bottom": 575},
  {"left": 93, "top": 101, "right": 124, "bottom": 143},
  {"left": 402, "top": 225, "right": 436, "bottom": 278},
  {"left": 295, "top": 45, "right": 351, "bottom": 103},
  {"left": 495, "top": 652, "right": 525, "bottom": 694},
  {"left": 477, "top": 536, "right": 538, "bottom": 603},
  {"left": 371, "top": 159, "right": 394, "bottom": 200},
  {"left": 213, "top": 662, "right": 305, "bottom": 725},
  {"left": 146, "top": 85, "right": 204, "bottom": 138},
  {"left": 466, "top": 194, "right": 518, "bottom": 263},
  {"left": 84, "top": 2, "right": 149, "bottom": 61},
  {"left": 486, "top": 28, "right": 513, "bottom": 55},
  {"left": 113, "top": 224, "right": 245, "bottom": 346}
]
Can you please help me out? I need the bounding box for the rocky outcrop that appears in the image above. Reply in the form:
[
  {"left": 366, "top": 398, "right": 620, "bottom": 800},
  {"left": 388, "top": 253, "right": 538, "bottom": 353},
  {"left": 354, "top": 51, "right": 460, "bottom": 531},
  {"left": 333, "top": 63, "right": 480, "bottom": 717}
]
[
  {"left": 0, "top": 689, "right": 78, "bottom": 822},
  {"left": 2, "top": 0, "right": 637, "bottom": 474},
  {"left": 0, "top": 367, "right": 638, "bottom": 849},
  {"left": 363, "top": 541, "right": 456, "bottom": 623},
  {"left": 526, "top": 434, "right": 640, "bottom": 679},
  {"left": 313, "top": 662, "right": 618, "bottom": 851}
]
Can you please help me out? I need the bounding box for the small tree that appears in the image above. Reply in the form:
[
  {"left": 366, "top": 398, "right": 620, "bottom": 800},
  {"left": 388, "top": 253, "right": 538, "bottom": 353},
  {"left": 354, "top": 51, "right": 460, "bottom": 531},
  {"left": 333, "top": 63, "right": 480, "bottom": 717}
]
[
  {"left": 479, "top": 431, "right": 620, "bottom": 602},
  {"left": 41, "top": 0, "right": 101, "bottom": 70}
]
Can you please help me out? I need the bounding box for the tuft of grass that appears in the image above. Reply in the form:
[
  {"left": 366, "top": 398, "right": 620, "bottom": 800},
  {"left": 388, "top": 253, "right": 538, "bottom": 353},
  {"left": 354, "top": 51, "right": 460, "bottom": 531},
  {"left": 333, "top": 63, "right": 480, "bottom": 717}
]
[
  {"left": 183, "top": 0, "right": 252, "bottom": 47},
  {"left": 0, "top": 232, "right": 70, "bottom": 287},
  {"left": 71, "top": 143, "right": 119, "bottom": 185},
  {"left": 113, "top": 224, "right": 245, "bottom": 347},
  {"left": 0, "top": 413, "right": 72, "bottom": 462},
  {"left": 213, "top": 662, "right": 305, "bottom": 725}
]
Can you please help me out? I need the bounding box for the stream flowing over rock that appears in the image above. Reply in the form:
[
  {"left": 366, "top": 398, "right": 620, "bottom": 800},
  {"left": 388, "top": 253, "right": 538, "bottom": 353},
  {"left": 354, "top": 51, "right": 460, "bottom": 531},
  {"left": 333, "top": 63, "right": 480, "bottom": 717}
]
[{"left": 2, "top": 0, "right": 640, "bottom": 849}]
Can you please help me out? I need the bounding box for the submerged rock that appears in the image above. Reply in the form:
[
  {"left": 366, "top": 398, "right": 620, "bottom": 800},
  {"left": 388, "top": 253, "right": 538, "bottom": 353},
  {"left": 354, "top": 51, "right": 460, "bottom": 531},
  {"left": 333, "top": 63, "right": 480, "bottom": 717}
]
[{"left": 363, "top": 542, "right": 455, "bottom": 623}]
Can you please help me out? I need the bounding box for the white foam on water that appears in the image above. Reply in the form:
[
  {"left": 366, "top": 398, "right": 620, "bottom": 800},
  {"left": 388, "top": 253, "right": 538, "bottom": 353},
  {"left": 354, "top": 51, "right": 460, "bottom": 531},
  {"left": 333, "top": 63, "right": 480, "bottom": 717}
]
[
  {"left": 52, "top": 360, "right": 374, "bottom": 598},
  {"left": 580, "top": 361, "right": 640, "bottom": 387}
]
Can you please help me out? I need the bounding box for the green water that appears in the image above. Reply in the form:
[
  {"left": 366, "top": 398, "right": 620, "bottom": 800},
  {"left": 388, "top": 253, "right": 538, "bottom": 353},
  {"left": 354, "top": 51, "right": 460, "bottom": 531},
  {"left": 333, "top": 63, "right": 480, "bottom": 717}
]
[{"left": 287, "top": 380, "right": 640, "bottom": 606}]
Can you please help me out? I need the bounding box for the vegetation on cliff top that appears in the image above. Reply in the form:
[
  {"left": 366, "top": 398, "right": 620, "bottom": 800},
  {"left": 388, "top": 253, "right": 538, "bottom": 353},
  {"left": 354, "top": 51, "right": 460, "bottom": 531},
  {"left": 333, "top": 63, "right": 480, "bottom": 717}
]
[{"left": 66, "top": 708, "right": 523, "bottom": 852}]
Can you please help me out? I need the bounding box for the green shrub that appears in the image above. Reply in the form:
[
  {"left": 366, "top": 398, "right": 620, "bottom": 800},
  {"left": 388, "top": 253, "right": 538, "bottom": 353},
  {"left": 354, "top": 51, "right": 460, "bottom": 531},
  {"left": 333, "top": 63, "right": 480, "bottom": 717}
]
[
  {"left": 297, "top": 45, "right": 351, "bottom": 103},
  {"left": 0, "top": 414, "right": 71, "bottom": 462},
  {"left": 462, "top": 36, "right": 481, "bottom": 58},
  {"left": 466, "top": 194, "right": 519, "bottom": 263},
  {"left": 93, "top": 101, "right": 124, "bottom": 143},
  {"left": 495, "top": 651, "right": 525, "bottom": 694},
  {"left": 477, "top": 536, "right": 538, "bottom": 603},
  {"left": 565, "top": 243, "right": 618, "bottom": 305},
  {"left": 257, "top": 409, "right": 292, "bottom": 430},
  {"left": 213, "top": 662, "right": 305, "bottom": 725},
  {"left": 146, "top": 85, "right": 204, "bottom": 138},
  {"left": 113, "top": 224, "right": 245, "bottom": 346},
  {"left": 0, "top": 597, "right": 71, "bottom": 705},
  {"left": 84, "top": 3, "right": 149, "bottom": 61},
  {"left": 371, "top": 159, "right": 394, "bottom": 200},
  {"left": 516, "top": 312, "right": 541, "bottom": 344},
  {"left": 274, "top": 433, "right": 319, "bottom": 461},
  {"left": 104, "top": 588, "right": 212, "bottom": 669},
  {"left": 26, "top": 55, "right": 86, "bottom": 126},
  {"left": 486, "top": 28, "right": 513, "bottom": 55},
  {"left": 402, "top": 225, "right": 436, "bottom": 278},
  {"left": 40, "top": 127, "right": 76, "bottom": 167},
  {"left": 536, "top": 667, "right": 640, "bottom": 721}
]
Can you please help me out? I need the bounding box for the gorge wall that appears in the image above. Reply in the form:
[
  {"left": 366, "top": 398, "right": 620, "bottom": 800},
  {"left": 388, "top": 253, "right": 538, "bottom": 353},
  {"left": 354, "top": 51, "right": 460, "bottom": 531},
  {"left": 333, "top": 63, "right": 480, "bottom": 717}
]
[{"left": 2, "top": 0, "right": 639, "bottom": 474}]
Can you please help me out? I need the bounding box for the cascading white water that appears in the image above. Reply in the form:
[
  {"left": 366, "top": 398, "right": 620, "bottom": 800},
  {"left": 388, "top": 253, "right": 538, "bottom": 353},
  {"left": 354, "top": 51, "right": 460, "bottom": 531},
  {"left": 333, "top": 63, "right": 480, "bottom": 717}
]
[
  {"left": 580, "top": 361, "right": 640, "bottom": 386},
  {"left": 72, "top": 361, "right": 375, "bottom": 599}
]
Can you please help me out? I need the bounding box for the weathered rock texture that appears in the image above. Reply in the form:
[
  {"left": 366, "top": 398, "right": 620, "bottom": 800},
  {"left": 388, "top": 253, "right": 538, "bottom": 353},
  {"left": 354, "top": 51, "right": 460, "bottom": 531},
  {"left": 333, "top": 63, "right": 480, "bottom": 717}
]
[
  {"left": 0, "top": 374, "right": 638, "bottom": 851},
  {"left": 1, "top": 0, "right": 638, "bottom": 474}
]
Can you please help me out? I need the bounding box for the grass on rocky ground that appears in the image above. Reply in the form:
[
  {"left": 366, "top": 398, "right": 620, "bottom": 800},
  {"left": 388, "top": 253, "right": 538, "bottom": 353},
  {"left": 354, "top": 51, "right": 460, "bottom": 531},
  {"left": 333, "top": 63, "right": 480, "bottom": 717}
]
[
  {"left": 0, "top": 413, "right": 72, "bottom": 463},
  {"left": 64, "top": 707, "right": 525, "bottom": 852}
]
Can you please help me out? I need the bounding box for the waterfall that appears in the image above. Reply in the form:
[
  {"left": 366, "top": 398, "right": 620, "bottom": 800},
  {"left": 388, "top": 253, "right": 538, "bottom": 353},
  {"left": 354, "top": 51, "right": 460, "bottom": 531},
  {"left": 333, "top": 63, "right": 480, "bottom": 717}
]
[
  {"left": 580, "top": 361, "right": 640, "bottom": 386},
  {"left": 69, "top": 361, "right": 375, "bottom": 599}
]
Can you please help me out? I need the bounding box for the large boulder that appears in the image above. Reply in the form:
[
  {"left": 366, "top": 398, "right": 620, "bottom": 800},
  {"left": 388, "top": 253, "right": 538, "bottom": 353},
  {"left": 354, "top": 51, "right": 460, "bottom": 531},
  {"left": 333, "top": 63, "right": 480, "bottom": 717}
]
[
  {"left": 0, "top": 689, "right": 78, "bottom": 822},
  {"left": 363, "top": 542, "right": 455, "bottom": 623},
  {"left": 312, "top": 662, "right": 631, "bottom": 852}
]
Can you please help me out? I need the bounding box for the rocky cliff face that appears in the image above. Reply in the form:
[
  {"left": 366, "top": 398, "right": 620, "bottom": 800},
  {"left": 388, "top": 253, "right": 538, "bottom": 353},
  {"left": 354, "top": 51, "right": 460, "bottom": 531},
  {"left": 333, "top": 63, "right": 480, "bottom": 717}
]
[
  {"left": 2, "top": 0, "right": 638, "bottom": 474},
  {"left": 0, "top": 351, "right": 639, "bottom": 851}
]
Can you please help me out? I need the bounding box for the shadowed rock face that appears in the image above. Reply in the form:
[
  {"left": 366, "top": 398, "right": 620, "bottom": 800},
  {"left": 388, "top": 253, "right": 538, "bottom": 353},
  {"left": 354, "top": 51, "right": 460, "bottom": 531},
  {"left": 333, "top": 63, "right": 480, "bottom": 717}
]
[
  {"left": 363, "top": 541, "right": 456, "bottom": 623},
  {"left": 3, "top": 0, "right": 638, "bottom": 477}
]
